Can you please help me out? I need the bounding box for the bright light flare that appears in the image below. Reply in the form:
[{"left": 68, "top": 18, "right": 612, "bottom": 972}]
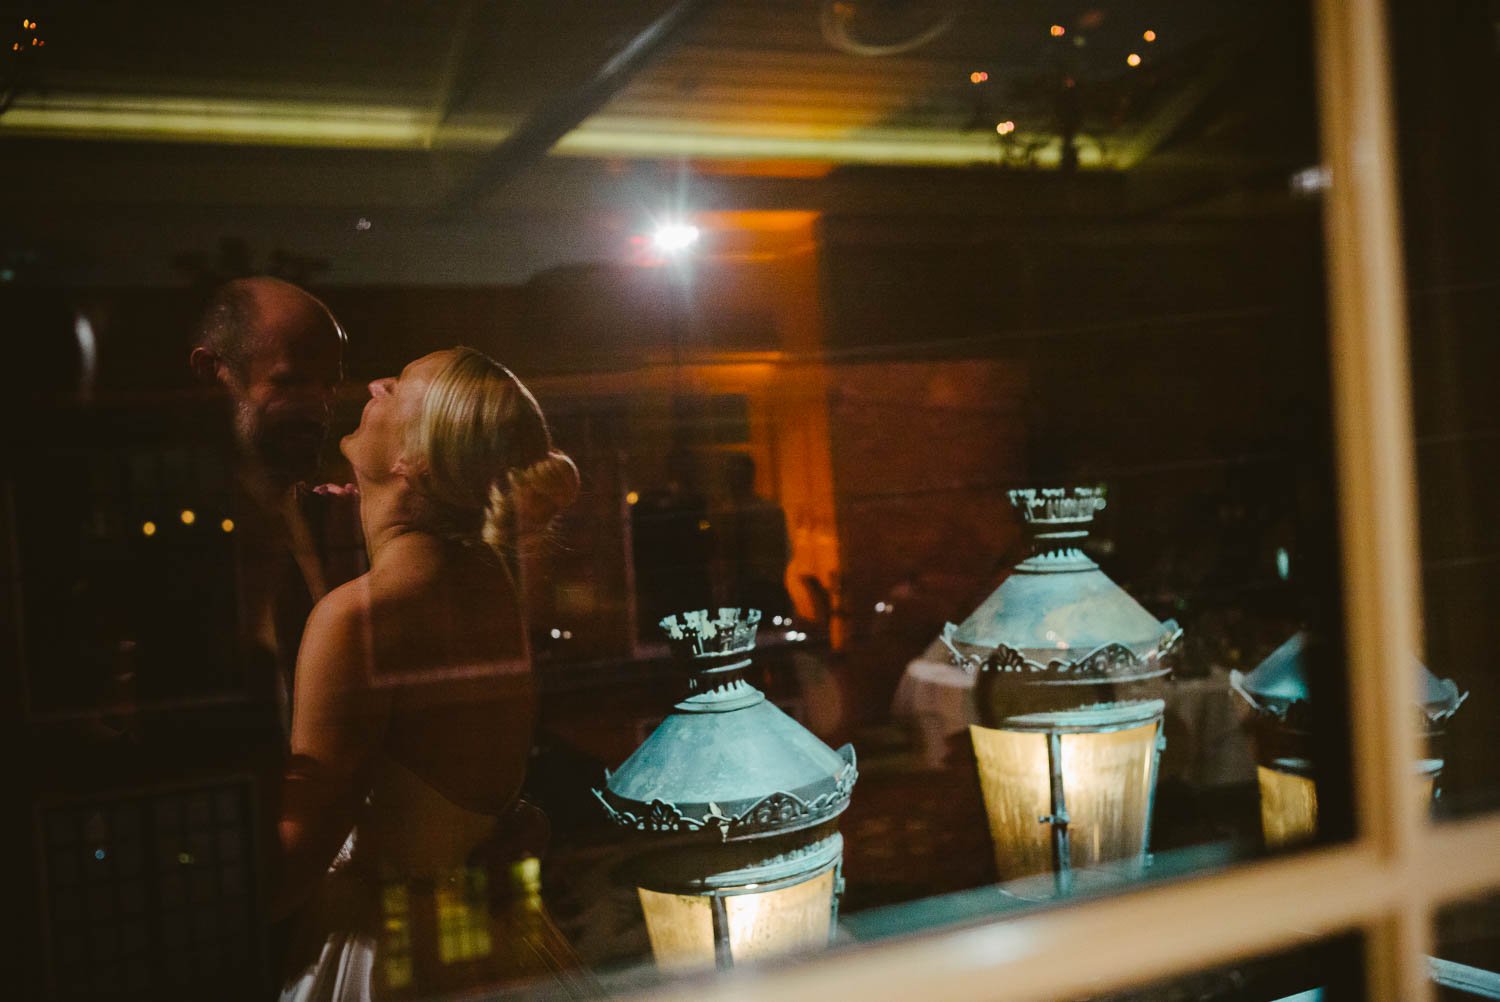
[
  {"left": 650, "top": 223, "right": 700, "bottom": 254},
  {"left": 1050, "top": 24, "right": 1065, "bottom": 37},
  {"left": 1127, "top": 53, "right": 1142, "bottom": 67},
  {"left": 995, "top": 121, "right": 1016, "bottom": 135},
  {"left": 1143, "top": 29, "right": 1157, "bottom": 42}
]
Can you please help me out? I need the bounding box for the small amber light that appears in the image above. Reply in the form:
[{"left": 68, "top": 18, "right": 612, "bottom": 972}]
[
  {"left": 179, "top": 509, "right": 196, "bottom": 525},
  {"left": 1143, "top": 29, "right": 1157, "bottom": 42},
  {"left": 141, "top": 521, "right": 157, "bottom": 537},
  {"left": 1050, "top": 24, "right": 1065, "bottom": 37},
  {"left": 626, "top": 491, "right": 640, "bottom": 505},
  {"left": 1127, "top": 53, "right": 1142, "bottom": 67},
  {"left": 220, "top": 518, "right": 235, "bottom": 533}
]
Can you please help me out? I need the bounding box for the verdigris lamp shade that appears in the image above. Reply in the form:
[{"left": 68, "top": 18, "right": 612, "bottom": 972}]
[
  {"left": 1231, "top": 631, "right": 1466, "bottom": 848},
  {"left": 942, "top": 487, "right": 1180, "bottom": 894},
  {"left": 595, "top": 608, "right": 857, "bottom": 972}
]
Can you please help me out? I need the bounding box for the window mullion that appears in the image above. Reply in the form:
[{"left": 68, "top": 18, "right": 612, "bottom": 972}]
[{"left": 1312, "top": 0, "right": 1431, "bottom": 995}]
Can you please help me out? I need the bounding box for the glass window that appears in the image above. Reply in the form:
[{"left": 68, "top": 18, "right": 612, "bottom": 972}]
[
  {"left": 1, "top": 1, "right": 1390, "bottom": 999},
  {"left": 1434, "top": 892, "right": 1500, "bottom": 1001},
  {"left": 1387, "top": 0, "right": 1500, "bottom": 820}
]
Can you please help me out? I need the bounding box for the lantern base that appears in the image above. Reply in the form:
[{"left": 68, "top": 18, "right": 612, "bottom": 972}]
[
  {"left": 631, "top": 826, "right": 845, "bottom": 973},
  {"left": 971, "top": 700, "right": 1164, "bottom": 885}
]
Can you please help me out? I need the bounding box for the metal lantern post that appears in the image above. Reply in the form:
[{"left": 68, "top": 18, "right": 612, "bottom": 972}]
[
  {"left": 1232, "top": 631, "right": 1466, "bottom": 848},
  {"left": 942, "top": 487, "right": 1181, "bottom": 895},
  {"left": 595, "top": 608, "right": 857, "bottom": 973}
]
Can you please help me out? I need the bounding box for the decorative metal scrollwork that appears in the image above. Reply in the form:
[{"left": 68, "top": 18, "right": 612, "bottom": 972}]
[
  {"left": 941, "top": 621, "right": 1181, "bottom": 678},
  {"left": 593, "top": 747, "right": 859, "bottom": 842}
]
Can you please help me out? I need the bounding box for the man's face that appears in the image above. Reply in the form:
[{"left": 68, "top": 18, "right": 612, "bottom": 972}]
[{"left": 224, "top": 306, "right": 342, "bottom": 484}]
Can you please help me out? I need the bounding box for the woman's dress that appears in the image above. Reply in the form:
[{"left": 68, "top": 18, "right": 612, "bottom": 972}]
[{"left": 279, "top": 754, "right": 586, "bottom": 1001}]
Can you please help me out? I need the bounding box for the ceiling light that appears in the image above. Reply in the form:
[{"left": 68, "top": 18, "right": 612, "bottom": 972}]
[{"left": 651, "top": 223, "right": 700, "bottom": 254}]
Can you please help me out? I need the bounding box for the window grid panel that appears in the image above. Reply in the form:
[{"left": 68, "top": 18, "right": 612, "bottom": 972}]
[
  {"left": 624, "top": 817, "right": 1500, "bottom": 1002},
  {"left": 628, "top": 849, "right": 1380, "bottom": 1002},
  {"left": 613, "top": 0, "right": 1500, "bottom": 994}
]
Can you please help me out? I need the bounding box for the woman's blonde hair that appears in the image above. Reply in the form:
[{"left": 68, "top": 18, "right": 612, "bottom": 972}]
[{"left": 405, "top": 347, "right": 578, "bottom": 557}]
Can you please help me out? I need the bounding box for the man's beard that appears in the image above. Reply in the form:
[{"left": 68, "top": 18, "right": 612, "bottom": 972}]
[{"left": 235, "top": 403, "right": 327, "bottom": 485}]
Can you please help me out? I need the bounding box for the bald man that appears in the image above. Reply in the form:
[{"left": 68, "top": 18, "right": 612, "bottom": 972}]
[{"left": 189, "top": 277, "right": 364, "bottom": 738}]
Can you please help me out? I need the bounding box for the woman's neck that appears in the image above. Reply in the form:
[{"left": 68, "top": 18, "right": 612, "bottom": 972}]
[{"left": 354, "top": 473, "right": 429, "bottom": 567}]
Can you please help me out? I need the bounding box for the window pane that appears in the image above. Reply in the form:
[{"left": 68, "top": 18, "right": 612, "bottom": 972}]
[
  {"left": 4, "top": 0, "right": 1360, "bottom": 997},
  {"left": 1387, "top": 0, "right": 1500, "bottom": 819},
  {"left": 1434, "top": 891, "right": 1500, "bottom": 1001},
  {"left": 1090, "top": 933, "right": 1365, "bottom": 1002}
]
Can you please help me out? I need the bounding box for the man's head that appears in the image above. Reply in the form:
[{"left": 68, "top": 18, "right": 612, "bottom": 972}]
[{"left": 189, "top": 277, "right": 346, "bottom": 486}]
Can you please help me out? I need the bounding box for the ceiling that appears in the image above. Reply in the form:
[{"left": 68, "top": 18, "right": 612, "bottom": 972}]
[{"left": 0, "top": 0, "right": 1312, "bottom": 284}]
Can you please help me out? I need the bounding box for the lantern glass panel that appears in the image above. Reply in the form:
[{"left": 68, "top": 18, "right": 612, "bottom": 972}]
[
  {"left": 1258, "top": 759, "right": 1442, "bottom": 848},
  {"left": 1256, "top": 764, "right": 1319, "bottom": 849},
  {"left": 639, "top": 867, "right": 836, "bottom": 972},
  {"left": 970, "top": 720, "right": 1158, "bottom": 880}
]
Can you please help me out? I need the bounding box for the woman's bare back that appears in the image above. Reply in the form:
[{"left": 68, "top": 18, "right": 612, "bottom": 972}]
[{"left": 363, "top": 535, "right": 535, "bottom": 816}]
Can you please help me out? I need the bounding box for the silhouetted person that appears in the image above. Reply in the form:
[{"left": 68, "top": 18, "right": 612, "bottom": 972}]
[
  {"left": 631, "top": 445, "right": 714, "bottom": 634},
  {"left": 189, "top": 276, "right": 362, "bottom": 735},
  {"left": 712, "top": 453, "right": 792, "bottom": 618}
]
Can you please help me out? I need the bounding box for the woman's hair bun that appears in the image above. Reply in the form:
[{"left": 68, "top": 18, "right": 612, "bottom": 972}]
[
  {"left": 510, "top": 450, "right": 580, "bottom": 526},
  {"left": 480, "top": 449, "right": 579, "bottom": 555}
]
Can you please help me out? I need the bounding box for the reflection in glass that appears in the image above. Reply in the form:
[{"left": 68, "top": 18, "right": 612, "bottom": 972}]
[
  {"left": 594, "top": 609, "right": 856, "bottom": 971},
  {"left": 1235, "top": 632, "right": 1463, "bottom": 846},
  {"left": 435, "top": 867, "right": 492, "bottom": 965},
  {"left": 943, "top": 488, "right": 1177, "bottom": 890},
  {"left": 1434, "top": 891, "right": 1500, "bottom": 1000}
]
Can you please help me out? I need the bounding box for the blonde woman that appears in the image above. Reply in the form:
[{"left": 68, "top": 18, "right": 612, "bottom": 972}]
[{"left": 275, "top": 348, "right": 579, "bottom": 1001}]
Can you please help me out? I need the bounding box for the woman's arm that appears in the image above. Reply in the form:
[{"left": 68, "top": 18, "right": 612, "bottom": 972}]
[{"left": 270, "top": 577, "right": 391, "bottom": 919}]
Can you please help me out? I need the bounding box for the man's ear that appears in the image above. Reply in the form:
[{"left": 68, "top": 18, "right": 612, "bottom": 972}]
[{"left": 189, "top": 347, "right": 222, "bottom": 385}]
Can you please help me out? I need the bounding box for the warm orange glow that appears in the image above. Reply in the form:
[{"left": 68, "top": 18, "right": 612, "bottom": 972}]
[
  {"left": 220, "top": 518, "right": 235, "bottom": 533},
  {"left": 625, "top": 491, "right": 640, "bottom": 505},
  {"left": 1050, "top": 24, "right": 1066, "bottom": 37},
  {"left": 1127, "top": 53, "right": 1142, "bottom": 67},
  {"left": 969, "top": 71, "right": 989, "bottom": 84},
  {"left": 996, "top": 121, "right": 1015, "bottom": 135},
  {"left": 1143, "top": 29, "right": 1157, "bottom": 42},
  {"left": 698, "top": 519, "right": 711, "bottom": 531},
  {"left": 141, "top": 521, "right": 157, "bottom": 537},
  {"left": 689, "top": 160, "right": 834, "bottom": 180},
  {"left": 179, "top": 509, "right": 196, "bottom": 525}
]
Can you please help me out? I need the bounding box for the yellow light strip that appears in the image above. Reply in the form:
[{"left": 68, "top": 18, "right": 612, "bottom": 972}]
[
  {"left": 0, "top": 93, "right": 1115, "bottom": 168},
  {"left": 0, "top": 94, "right": 438, "bottom": 148}
]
